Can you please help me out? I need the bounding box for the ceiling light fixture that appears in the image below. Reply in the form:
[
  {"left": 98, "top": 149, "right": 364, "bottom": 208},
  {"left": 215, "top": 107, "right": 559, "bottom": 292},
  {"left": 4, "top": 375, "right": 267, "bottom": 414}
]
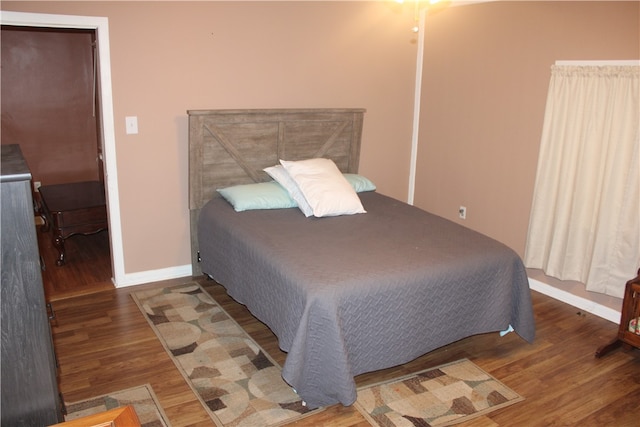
[{"left": 396, "top": 0, "right": 441, "bottom": 33}]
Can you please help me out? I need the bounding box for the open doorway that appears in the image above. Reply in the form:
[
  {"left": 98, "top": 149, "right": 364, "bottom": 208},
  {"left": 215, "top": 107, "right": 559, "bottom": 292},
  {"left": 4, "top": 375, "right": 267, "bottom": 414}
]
[
  {"left": 1, "top": 25, "right": 112, "bottom": 300},
  {"left": 0, "top": 11, "right": 125, "bottom": 291}
]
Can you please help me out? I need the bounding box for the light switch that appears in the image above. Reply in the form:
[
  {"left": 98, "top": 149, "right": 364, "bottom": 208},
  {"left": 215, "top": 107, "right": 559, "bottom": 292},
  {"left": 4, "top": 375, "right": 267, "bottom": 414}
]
[{"left": 125, "top": 116, "right": 138, "bottom": 134}]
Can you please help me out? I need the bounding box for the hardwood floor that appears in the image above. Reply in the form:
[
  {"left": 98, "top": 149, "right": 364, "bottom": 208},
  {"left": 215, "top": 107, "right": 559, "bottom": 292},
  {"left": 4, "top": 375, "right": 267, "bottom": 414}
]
[
  {"left": 38, "top": 218, "right": 115, "bottom": 302},
  {"left": 44, "top": 234, "right": 639, "bottom": 426}
]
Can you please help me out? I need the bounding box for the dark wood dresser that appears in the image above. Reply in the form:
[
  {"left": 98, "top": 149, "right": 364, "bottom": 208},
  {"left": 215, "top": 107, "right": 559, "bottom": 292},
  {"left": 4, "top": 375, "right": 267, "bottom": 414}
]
[{"left": 1, "top": 144, "right": 64, "bottom": 425}]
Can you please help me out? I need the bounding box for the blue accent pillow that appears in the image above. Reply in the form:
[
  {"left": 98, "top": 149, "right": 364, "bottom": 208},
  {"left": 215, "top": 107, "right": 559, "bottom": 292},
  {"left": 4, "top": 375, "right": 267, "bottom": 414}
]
[
  {"left": 217, "top": 181, "right": 297, "bottom": 212},
  {"left": 343, "top": 173, "right": 376, "bottom": 192}
]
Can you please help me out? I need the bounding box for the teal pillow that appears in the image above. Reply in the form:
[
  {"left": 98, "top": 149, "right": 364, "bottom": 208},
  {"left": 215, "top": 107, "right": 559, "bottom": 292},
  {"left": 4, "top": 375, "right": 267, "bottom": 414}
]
[
  {"left": 344, "top": 173, "right": 376, "bottom": 192},
  {"left": 217, "top": 181, "right": 297, "bottom": 212}
]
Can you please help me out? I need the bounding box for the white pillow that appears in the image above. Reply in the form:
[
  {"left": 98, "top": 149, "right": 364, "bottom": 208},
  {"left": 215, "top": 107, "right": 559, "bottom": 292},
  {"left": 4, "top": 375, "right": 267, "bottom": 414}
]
[
  {"left": 279, "top": 158, "right": 366, "bottom": 217},
  {"left": 263, "top": 165, "right": 314, "bottom": 217}
]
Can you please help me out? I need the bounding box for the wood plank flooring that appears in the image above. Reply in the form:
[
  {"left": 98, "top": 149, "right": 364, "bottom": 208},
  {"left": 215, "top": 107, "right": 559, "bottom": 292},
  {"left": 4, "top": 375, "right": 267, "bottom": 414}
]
[
  {"left": 38, "top": 219, "right": 114, "bottom": 302},
  {"left": 43, "top": 229, "right": 639, "bottom": 426}
]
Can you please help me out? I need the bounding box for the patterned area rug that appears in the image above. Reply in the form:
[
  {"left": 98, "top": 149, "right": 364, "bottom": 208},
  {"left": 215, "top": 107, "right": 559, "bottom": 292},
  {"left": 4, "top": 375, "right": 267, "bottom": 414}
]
[
  {"left": 355, "top": 358, "right": 523, "bottom": 427},
  {"left": 65, "top": 384, "right": 170, "bottom": 427},
  {"left": 132, "top": 283, "right": 318, "bottom": 427}
]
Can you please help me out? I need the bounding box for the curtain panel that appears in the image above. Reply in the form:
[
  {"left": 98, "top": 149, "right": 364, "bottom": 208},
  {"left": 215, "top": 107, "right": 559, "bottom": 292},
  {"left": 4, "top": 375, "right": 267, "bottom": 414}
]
[{"left": 524, "top": 65, "right": 640, "bottom": 298}]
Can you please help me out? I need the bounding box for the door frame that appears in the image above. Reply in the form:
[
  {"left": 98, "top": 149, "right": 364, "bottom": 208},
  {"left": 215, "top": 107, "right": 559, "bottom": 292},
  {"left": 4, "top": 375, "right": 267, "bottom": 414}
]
[{"left": 1, "top": 11, "right": 125, "bottom": 286}]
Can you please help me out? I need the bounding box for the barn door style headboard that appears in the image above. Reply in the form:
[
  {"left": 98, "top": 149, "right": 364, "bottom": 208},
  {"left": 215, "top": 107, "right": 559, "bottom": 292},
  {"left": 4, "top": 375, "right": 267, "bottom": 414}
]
[{"left": 188, "top": 108, "right": 366, "bottom": 274}]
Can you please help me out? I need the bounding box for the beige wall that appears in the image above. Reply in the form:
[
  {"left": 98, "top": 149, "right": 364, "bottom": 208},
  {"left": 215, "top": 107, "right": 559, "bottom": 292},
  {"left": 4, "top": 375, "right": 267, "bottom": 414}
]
[
  {"left": 1, "top": 1, "right": 420, "bottom": 275},
  {"left": 416, "top": 1, "right": 639, "bottom": 310},
  {"left": 3, "top": 1, "right": 638, "bottom": 312}
]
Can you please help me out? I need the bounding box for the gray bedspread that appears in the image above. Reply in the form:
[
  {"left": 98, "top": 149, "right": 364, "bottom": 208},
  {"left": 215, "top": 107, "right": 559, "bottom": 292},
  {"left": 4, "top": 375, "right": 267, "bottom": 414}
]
[{"left": 198, "top": 191, "right": 535, "bottom": 409}]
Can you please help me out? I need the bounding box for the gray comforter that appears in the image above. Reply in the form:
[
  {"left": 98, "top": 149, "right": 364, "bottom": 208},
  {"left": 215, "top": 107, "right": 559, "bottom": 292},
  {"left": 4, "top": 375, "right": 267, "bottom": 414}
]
[{"left": 198, "top": 192, "right": 535, "bottom": 409}]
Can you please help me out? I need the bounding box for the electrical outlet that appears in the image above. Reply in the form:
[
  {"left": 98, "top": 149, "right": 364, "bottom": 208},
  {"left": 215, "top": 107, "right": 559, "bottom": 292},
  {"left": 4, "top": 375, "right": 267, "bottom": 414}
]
[{"left": 459, "top": 206, "right": 467, "bottom": 220}]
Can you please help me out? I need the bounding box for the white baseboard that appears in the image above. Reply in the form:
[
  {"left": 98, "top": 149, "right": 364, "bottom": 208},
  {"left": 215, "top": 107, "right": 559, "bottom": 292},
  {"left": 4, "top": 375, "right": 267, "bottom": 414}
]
[
  {"left": 114, "top": 264, "right": 192, "bottom": 288},
  {"left": 112, "top": 269, "right": 621, "bottom": 324},
  {"left": 528, "top": 277, "right": 621, "bottom": 324}
]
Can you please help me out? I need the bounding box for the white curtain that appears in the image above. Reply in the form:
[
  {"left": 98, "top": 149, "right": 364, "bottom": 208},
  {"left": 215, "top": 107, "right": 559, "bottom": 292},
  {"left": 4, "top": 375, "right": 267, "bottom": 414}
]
[{"left": 524, "top": 65, "right": 640, "bottom": 298}]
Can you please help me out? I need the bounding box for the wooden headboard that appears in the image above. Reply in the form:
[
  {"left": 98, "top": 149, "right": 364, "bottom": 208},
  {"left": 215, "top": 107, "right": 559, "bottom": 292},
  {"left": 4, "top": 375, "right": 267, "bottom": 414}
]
[{"left": 188, "top": 108, "right": 366, "bottom": 274}]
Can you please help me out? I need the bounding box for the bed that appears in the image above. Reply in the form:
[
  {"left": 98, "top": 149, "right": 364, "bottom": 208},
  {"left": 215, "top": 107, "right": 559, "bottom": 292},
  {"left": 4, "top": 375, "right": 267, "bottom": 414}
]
[{"left": 188, "top": 108, "right": 535, "bottom": 409}]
